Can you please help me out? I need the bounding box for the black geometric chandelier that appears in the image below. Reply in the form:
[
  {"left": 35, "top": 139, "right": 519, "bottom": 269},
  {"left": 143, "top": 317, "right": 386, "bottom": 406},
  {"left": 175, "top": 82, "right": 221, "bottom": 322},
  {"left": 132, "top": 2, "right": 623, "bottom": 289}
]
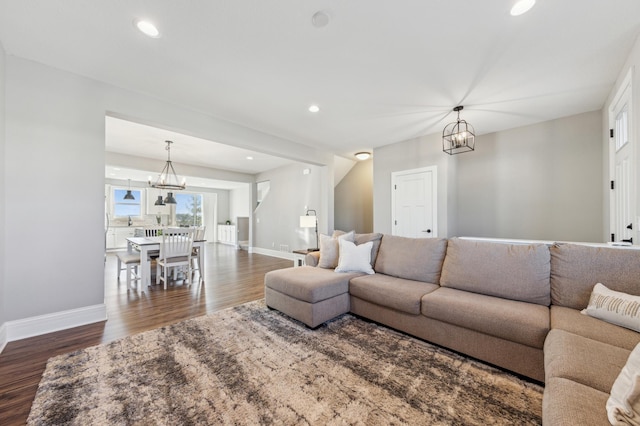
[{"left": 442, "top": 106, "right": 475, "bottom": 155}]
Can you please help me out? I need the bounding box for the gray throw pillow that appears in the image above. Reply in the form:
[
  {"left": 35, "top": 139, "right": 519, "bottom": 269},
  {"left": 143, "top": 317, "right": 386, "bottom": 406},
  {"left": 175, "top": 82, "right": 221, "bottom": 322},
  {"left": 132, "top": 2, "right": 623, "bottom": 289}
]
[{"left": 318, "top": 231, "right": 355, "bottom": 269}]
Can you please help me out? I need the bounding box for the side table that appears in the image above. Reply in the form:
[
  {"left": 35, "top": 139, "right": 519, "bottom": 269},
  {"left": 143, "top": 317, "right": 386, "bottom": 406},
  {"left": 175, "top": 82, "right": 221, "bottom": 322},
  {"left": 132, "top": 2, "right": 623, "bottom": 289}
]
[{"left": 292, "top": 249, "right": 314, "bottom": 267}]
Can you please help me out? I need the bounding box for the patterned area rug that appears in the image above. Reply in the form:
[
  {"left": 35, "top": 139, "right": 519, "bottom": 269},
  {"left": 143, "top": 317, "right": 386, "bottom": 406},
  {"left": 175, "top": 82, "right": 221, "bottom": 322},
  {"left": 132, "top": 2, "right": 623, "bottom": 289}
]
[{"left": 28, "top": 300, "right": 543, "bottom": 425}]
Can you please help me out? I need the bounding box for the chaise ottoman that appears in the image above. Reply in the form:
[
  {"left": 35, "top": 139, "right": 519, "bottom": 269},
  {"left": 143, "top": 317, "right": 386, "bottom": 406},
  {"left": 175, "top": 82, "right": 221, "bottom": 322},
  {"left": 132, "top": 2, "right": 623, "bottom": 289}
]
[{"left": 264, "top": 266, "right": 364, "bottom": 328}]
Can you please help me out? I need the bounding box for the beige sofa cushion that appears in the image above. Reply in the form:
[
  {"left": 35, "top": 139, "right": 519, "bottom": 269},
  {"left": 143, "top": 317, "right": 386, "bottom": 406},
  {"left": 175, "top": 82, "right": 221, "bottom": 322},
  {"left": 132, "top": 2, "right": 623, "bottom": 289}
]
[
  {"left": 544, "top": 329, "right": 630, "bottom": 393},
  {"left": 374, "top": 235, "right": 447, "bottom": 283},
  {"left": 350, "top": 274, "right": 439, "bottom": 315},
  {"left": 440, "top": 238, "right": 551, "bottom": 305},
  {"left": 550, "top": 243, "right": 640, "bottom": 309},
  {"left": 421, "top": 287, "right": 549, "bottom": 348},
  {"left": 264, "top": 266, "right": 362, "bottom": 303},
  {"left": 550, "top": 306, "right": 640, "bottom": 350},
  {"left": 543, "top": 377, "right": 610, "bottom": 426}
]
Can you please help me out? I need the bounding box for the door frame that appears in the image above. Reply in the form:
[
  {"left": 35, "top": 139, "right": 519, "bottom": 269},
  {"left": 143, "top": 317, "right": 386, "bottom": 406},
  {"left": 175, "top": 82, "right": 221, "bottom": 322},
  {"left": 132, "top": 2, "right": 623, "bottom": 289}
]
[
  {"left": 608, "top": 68, "right": 635, "bottom": 243},
  {"left": 391, "top": 165, "right": 438, "bottom": 237}
]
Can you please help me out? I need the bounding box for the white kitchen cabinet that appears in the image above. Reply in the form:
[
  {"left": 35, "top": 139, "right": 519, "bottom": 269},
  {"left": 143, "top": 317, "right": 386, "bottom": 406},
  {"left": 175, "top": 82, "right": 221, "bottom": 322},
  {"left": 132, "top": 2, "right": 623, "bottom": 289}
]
[
  {"left": 218, "top": 224, "right": 236, "bottom": 245},
  {"left": 106, "top": 229, "right": 117, "bottom": 250},
  {"left": 112, "top": 227, "right": 136, "bottom": 249}
]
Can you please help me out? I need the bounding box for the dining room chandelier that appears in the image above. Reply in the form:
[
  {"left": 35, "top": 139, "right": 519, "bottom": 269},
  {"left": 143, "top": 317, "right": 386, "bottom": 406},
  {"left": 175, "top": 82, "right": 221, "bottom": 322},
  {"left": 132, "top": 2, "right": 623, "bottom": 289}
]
[
  {"left": 148, "top": 140, "right": 186, "bottom": 191},
  {"left": 442, "top": 106, "right": 475, "bottom": 155}
]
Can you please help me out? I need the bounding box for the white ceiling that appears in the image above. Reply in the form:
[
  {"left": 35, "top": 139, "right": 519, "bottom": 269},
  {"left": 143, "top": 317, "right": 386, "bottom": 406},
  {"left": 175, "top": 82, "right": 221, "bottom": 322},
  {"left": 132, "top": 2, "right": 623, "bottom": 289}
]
[{"left": 1, "top": 0, "right": 640, "bottom": 162}]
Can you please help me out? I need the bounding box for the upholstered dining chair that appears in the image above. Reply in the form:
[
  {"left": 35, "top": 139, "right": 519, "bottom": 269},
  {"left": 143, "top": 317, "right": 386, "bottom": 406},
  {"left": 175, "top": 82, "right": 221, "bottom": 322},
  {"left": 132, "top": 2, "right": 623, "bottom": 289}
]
[
  {"left": 188, "top": 226, "right": 206, "bottom": 282},
  {"left": 116, "top": 250, "right": 140, "bottom": 290},
  {"left": 144, "top": 227, "right": 163, "bottom": 237},
  {"left": 156, "top": 229, "right": 195, "bottom": 290}
]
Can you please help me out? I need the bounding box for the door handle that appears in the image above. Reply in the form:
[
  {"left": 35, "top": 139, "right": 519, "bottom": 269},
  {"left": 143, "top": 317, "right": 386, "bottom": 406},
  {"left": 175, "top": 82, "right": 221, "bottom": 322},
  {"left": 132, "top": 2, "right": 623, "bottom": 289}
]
[
  {"left": 422, "top": 229, "right": 432, "bottom": 233},
  {"left": 627, "top": 223, "right": 633, "bottom": 230},
  {"left": 622, "top": 237, "right": 634, "bottom": 244}
]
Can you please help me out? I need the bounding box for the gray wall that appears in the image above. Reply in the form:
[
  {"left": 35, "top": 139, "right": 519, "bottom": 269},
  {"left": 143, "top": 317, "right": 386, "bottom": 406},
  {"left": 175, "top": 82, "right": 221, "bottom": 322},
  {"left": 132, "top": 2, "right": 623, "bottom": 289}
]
[
  {"left": 335, "top": 159, "right": 373, "bottom": 233},
  {"left": 254, "top": 163, "right": 325, "bottom": 252},
  {"left": 374, "top": 111, "right": 603, "bottom": 242},
  {"left": 2, "top": 55, "right": 331, "bottom": 329},
  {"left": 373, "top": 133, "right": 458, "bottom": 237},
  {"left": 456, "top": 111, "right": 603, "bottom": 242},
  {"left": 0, "top": 41, "right": 6, "bottom": 332}
]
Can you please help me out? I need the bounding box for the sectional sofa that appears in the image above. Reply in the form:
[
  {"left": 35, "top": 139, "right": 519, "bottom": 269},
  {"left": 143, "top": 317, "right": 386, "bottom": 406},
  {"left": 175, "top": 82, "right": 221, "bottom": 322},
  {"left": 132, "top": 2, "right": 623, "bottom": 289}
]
[{"left": 264, "top": 234, "right": 640, "bottom": 425}]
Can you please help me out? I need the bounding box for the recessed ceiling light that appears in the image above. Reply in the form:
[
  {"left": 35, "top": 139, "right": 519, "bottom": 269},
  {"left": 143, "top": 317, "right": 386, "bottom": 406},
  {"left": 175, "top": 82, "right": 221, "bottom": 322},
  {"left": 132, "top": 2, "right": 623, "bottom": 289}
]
[
  {"left": 510, "top": 0, "right": 535, "bottom": 16},
  {"left": 355, "top": 152, "right": 371, "bottom": 161},
  {"left": 246, "top": 156, "right": 254, "bottom": 160},
  {"left": 134, "top": 19, "right": 160, "bottom": 38},
  {"left": 308, "top": 105, "right": 320, "bottom": 113}
]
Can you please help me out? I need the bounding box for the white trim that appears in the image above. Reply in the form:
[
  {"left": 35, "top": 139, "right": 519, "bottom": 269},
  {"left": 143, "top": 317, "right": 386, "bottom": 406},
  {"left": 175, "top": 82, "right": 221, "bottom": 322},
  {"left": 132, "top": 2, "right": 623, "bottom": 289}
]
[
  {"left": 5, "top": 304, "right": 108, "bottom": 343},
  {"left": 249, "top": 247, "right": 295, "bottom": 260},
  {"left": 0, "top": 323, "right": 7, "bottom": 354},
  {"left": 608, "top": 67, "right": 635, "bottom": 244},
  {"left": 391, "top": 165, "right": 438, "bottom": 238}
]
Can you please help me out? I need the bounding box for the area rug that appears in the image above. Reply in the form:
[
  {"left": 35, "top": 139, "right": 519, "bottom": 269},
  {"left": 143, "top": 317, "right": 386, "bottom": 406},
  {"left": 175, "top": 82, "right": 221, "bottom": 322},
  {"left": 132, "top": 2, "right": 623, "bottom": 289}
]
[{"left": 28, "top": 300, "right": 543, "bottom": 425}]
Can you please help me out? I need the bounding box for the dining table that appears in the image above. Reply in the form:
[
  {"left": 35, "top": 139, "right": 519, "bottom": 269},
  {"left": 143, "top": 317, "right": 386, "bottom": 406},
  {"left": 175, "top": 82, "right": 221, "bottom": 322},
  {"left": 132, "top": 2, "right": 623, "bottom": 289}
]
[{"left": 126, "top": 236, "right": 206, "bottom": 292}]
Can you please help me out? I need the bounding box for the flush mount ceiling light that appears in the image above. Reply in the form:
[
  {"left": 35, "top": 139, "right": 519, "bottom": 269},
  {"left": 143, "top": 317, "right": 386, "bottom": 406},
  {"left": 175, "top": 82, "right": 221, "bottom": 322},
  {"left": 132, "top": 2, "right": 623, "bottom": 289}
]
[
  {"left": 134, "top": 19, "right": 160, "bottom": 38},
  {"left": 308, "top": 104, "right": 320, "bottom": 113},
  {"left": 148, "top": 140, "right": 186, "bottom": 199},
  {"left": 510, "top": 0, "right": 536, "bottom": 16},
  {"left": 355, "top": 152, "right": 371, "bottom": 161},
  {"left": 442, "top": 106, "right": 475, "bottom": 155}
]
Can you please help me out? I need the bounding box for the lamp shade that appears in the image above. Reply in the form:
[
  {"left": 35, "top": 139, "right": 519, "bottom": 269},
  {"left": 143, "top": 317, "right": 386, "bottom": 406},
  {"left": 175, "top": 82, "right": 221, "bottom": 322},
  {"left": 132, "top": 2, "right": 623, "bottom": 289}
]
[
  {"left": 154, "top": 195, "right": 165, "bottom": 206},
  {"left": 300, "top": 215, "right": 316, "bottom": 228},
  {"left": 164, "top": 192, "right": 177, "bottom": 204}
]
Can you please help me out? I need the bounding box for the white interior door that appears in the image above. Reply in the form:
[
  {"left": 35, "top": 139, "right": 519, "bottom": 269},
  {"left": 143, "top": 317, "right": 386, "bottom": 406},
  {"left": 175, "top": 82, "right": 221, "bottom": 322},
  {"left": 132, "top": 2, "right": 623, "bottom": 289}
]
[
  {"left": 610, "top": 71, "right": 635, "bottom": 244},
  {"left": 391, "top": 166, "right": 437, "bottom": 238}
]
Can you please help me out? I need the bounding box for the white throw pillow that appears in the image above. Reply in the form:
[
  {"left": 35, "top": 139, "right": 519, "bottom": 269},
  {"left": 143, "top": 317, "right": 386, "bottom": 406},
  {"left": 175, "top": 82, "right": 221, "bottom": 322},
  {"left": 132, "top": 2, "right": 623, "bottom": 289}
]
[
  {"left": 608, "top": 343, "right": 640, "bottom": 425},
  {"left": 335, "top": 239, "right": 375, "bottom": 274},
  {"left": 582, "top": 283, "right": 640, "bottom": 332},
  {"left": 318, "top": 231, "right": 355, "bottom": 269}
]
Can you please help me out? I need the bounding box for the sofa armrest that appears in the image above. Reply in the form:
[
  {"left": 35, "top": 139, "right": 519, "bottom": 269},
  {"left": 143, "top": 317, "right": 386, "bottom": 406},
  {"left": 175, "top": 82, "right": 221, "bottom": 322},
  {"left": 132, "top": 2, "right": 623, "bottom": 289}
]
[{"left": 305, "top": 251, "right": 320, "bottom": 267}]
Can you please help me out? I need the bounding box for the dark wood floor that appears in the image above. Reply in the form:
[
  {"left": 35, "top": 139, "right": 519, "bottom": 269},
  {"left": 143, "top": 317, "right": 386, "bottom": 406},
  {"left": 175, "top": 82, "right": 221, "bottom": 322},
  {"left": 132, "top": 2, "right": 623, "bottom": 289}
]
[{"left": 0, "top": 244, "right": 291, "bottom": 426}]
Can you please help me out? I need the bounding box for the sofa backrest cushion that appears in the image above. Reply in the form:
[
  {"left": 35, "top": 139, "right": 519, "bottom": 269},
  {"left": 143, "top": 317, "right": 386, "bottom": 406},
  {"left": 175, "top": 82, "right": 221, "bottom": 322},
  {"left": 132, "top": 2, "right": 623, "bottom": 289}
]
[
  {"left": 374, "top": 235, "right": 447, "bottom": 283},
  {"left": 550, "top": 243, "right": 640, "bottom": 309},
  {"left": 354, "top": 233, "right": 383, "bottom": 267},
  {"left": 440, "top": 238, "right": 551, "bottom": 306}
]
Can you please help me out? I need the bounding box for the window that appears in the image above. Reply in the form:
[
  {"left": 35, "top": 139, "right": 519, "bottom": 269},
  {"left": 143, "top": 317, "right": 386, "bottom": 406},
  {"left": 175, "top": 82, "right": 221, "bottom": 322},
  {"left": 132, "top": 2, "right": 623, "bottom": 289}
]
[
  {"left": 616, "top": 104, "right": 629, "bottom": 151},
  {"left": 175, "top": 193, "right": 203, "bottom": 226},
  {"left": 113, "top": 188, "right": 142, "bottom": 217}
]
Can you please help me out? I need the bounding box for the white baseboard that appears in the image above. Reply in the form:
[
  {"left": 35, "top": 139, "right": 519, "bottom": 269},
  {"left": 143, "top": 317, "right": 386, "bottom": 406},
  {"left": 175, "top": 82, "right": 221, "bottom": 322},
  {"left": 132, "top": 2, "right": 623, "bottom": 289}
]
[
  {"left": 249, "top": 247, "right": 295, "bottom": 261},
  {"left": 5, "top": 304, "right": 108, "bottom": 344},
  {"left": 0, "top": 322, "right": 7, "bottom": 354}
]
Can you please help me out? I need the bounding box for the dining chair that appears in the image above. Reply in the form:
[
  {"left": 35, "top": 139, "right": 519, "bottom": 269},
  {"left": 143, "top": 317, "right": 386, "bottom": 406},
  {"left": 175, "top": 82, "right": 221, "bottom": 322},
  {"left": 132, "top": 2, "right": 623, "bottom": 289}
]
[
  {"left": 144, "top": 227, "right": 163, "bottom": 237},
  {"left": 116, "top": 250, "right": 141, "bottom": 291},
  {"left": 156, "top": 229, "right": 195, "bottom": 290},
  {"left": 190, "top": 226, "right": 206, "bottom": 281}
]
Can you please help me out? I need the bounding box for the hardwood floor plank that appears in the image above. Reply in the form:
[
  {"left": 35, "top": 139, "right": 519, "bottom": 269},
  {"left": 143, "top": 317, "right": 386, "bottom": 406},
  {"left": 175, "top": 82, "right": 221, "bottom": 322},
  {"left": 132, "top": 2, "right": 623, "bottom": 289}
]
[{"left": 0, "top": 243, "right": 291, "bottom": 426}]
